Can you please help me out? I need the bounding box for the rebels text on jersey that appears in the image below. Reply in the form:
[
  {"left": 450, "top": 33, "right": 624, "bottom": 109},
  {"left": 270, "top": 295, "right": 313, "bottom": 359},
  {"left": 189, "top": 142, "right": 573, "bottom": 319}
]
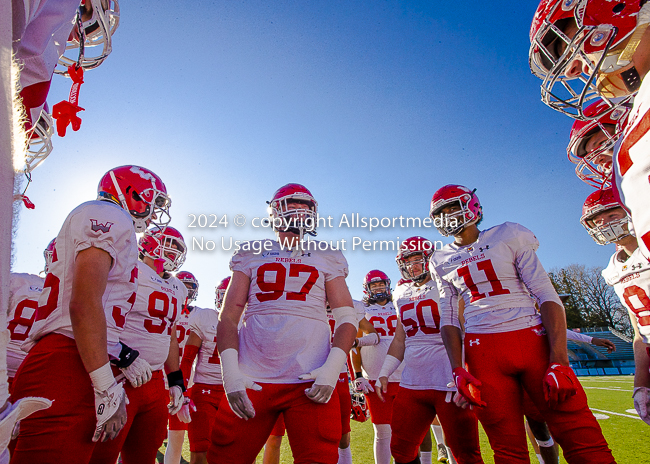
[
  {"left": 430, "top": 222, "right": 561, "bottom": 334},
  {"left": 393, "top": 281, "right": 453, "bottom": 391},
  {"left": 602, "top": 247, "right": 650, "bottom": 343},
  {"left": 359, "top": 300, "right": 403, "bottom": 382},
  {"left": 26, "top": 201, "right": 138, "bottom": 351},
  {"left": 230, "top": 239, "right": 348, "bottom": 383},
  {"left": 614, "top": 75, "right": 650, "bottom": 260},
  {"left": 119, "top": 261, "right": 188, "bottom": 371},
  {"left": 188, "top": 307, "right": 222, "bottom": 385},
  {"left": 7, "top": 273, "right": 43, "bottom": 378}
]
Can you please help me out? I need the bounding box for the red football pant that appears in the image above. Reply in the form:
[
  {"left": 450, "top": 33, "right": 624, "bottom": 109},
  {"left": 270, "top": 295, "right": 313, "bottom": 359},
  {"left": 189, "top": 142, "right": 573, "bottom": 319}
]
[
  {"left": 270, "top": 414, "right": 286, "bottom": 436},
  {"left": 336, "top": 373, "right": 352, "bottom": 435},
  {"left": 207, "top": 382, "right": 342, "bottom": 464},
  {"left": 168, "top": 410, "right": 188, "bottom": 431},
  {"left": 90, "top": 370, "right": 168, "bottom": 464},
  {"left": 464, "top": 325, "right": 615, "bottom": 464},
  {"left": 188, "top": 383, "right": 225, "bottom": 453},
  {"left": 391, "top": 387, "right": 483, "bottom": 464},
  {"left": 365, "top": 380, "right": 399, "bottom": 424},
  {"left": 10, "top": 334, "right": 97, "bottom": 464}
]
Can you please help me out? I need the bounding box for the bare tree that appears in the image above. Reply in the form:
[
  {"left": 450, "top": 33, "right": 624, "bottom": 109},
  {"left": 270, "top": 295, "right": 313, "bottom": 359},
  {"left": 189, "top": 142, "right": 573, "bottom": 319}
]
[{"left": 548, "top": 264, "right": 631, "bottom": 336}]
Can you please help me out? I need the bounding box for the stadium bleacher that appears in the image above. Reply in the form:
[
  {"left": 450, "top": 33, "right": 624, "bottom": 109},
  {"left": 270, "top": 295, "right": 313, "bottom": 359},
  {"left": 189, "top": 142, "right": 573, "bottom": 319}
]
[{"left": 568, "top": 327, "right": 635, "bottom": 376}]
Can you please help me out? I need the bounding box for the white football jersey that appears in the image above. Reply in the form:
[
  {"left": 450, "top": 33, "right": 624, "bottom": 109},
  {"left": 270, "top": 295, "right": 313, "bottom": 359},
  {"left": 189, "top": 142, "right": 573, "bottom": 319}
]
[
  {"left": 430, "top": 222, "right": 560, "bottom": 334},
  {"left": 614, "top": 76, "right": 650, "bottom": 260},
  {"left": 189, "top": 307, "right": 222, "bottom": 385},
  {"left": 602, "top": 247, "right": 650, "bottom": 344},
  {"left": 7, "top": 273, "right": 43, "bottom": 377},
  {"left": 359, "top": 300, "right": 403, "bottom": 382},
  {"left": 26, "top": 201, "right": 138, "bottom": 351},
  {"left": 119, "top": 261, "right": 188, "bottom": 371},
  {"left": 392, "top": 280, "right": 453, "bottom": 391},
  {"left": 230, "top": 240, "right": 349, "bottom": 383}
]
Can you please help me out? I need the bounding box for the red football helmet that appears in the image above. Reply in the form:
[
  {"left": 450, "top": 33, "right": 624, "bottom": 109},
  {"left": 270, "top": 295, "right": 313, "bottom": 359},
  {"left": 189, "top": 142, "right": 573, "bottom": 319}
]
[
  {"left": 580, "top": 188, "right": 631, "bottom": 245},
  {"left": 268, "top": 183, "right": 318, "bottom": 237},
  {"left": 350, "top": 389, "right": 369, "bottom": 422},
  {"left": 429, "top": 185, "right": 482, "bottom": 237},
  {"left": 177, "top": 271, "right": 199, "bottom": 303},
  {"left": 567, "top": 100, "right": 630, "bottom": 188},
  {"left": 138, "top": 226, "right": 186, "bottom": 272},
  {"left": 56, "top": 0, "right": 120, "bottom": 73},
  {"left": 215, "top": 276, "right": 231, "bottom": 310},
  {"left": 396, "top": 237, "right": 434, "bottom": 283},
  {"left": 97, "top": 165, "right": 170, "bottom": 233},
  {"left": 43, "top": 238, "right": 57, "bottom": 274},
  {"left": 529, "top": 0, "right": 642, "bottom": 119},
  {"left": 363, "top": 270, "right": 392, "bottom": 303}
]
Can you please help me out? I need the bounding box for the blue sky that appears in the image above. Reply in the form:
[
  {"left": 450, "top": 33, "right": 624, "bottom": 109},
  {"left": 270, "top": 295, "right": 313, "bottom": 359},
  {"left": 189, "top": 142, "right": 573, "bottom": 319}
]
[{"left": 12, "top": 1, "right": 613, "bottom": 307}]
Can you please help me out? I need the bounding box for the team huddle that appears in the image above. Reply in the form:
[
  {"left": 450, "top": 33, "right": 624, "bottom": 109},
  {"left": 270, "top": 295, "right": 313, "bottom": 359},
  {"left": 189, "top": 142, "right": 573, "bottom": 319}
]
[{"left": 6, "top": 0, "right": 650, "bottom": 463}]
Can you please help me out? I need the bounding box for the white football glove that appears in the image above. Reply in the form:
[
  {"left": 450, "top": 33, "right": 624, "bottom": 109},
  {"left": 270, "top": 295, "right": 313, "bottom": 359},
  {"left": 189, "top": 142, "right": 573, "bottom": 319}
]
[
  {"left": 177, "top": 396, "right": 196, "bottom": 424},
  {"left": 120, "top": 357, "right": 153, "bottom": 388},
  {"left": 633, "top": 386, "right": 650, "bottom": 425},
  {"left": 221, "top": 348, "right": 262, "bottom": 420},
  {"left": 0, "top": 397, "right": 52, "bottom": 452},
  {"left": 168, "top": 386, "right": 184, "bottom": 415},
  {"left": 93, "top": 381, "right": 128, "bottom": 442},
  {"left": 354, "top": 377, "right": 374, "bottom": 394},
  {"left": 299, "top": 347, "right": 348, "bottom": 403}
]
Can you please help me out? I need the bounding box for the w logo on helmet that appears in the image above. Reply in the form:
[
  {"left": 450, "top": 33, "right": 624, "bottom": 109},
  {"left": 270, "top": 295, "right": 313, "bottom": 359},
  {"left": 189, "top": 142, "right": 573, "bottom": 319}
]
[{"left": 90, "top": 219, "right": 114, "bottom": 233}]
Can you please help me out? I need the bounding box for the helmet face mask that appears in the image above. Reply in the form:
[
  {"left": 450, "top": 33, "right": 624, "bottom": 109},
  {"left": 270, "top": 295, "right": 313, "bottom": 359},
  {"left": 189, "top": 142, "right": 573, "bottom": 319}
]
[
  {"left": 429, "top": 185, "right": 482, "bottom": 237},
  {"left": 215, "top": 276, "right": 231, "bottom": 310},
  {"left": 396, "top": 237, "right": 433, "bottom": 284},
  {"left": 529, "top": 0, "right": 642, "bottom": 119},
  {"left": 23, "top": 111, "right": 54, "bottom": 173},
  {"left": 363, "top": 270, "right": 392, "bottom": 303},
  {"left": 580, "top": 189, "right": 632, "bottom": 245},
  {"left": 57, "top": 0, "right": 120, "bottom": 73},
  {"left": 568, "top": 100, "right": 629, "bottom": 188},
  {"left": 138, "top": 227, "right": 186, "bottom": 272},
  {"left": 268, "top": 184, "right": 318, "bottom": 238},
  {"left": 43, "top": 238, "right": 56, "bottom": 274},
  {"left": 176, "top": 271, "right": 199, "bottom": 303}
]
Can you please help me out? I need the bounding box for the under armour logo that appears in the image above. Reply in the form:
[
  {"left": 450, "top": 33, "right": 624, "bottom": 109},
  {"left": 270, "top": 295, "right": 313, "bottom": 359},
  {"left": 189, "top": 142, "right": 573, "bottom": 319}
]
[
  {"left": 202, "top": 389, "right": 211, "bottom": 395},
  {"left": 97, "top": 404, "right": 105, "bottom": 415},
  {"left": 469, "top": 339, "right": 480, "bottom": 346},
  {"left": 90, "top": 219, "right": 113, "bottom": 233},
  {"left": 533, "top": 327, "right": 547, "bottom": 336},
  {"left": 479, "top": 245, "right": 490, "bottom": 252}
]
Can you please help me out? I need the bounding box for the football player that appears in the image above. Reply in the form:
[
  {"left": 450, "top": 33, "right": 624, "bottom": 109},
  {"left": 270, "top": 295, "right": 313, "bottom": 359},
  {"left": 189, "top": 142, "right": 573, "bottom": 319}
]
[
  {"left": 581, "top": 188, "right": 650, "bottom": 425},
  {"left": 530, "top": 0, "right": 650, "bottom": 261},
  {"left": 567, "top": 99, "right": 631, "bottom": 189},
  {"left": 176, "top": 277, "right": 227, "bottom": 464},
  {"left": 6, "top": 240, "right": 52, "bottom": 390},
  {"left": 10, "top": 165, "right": 170, "bottom": 463},
  {"left": 89, "top": 226, "right": 188, "bottom": 464},
  {"left": 376, "top": 236, "right": 483, "bottom": 464},
  {"left": 428, "top": 184, "right": 615, "bottom": 463},
  {"left": 350, "top": 270, "right": 403, "bottom": 464},
  {"left": 208, "top": 183, "right": 357, "bottom": 464},
  {"left": 164, "top": 270, "right": 201, "bottom": 464}
]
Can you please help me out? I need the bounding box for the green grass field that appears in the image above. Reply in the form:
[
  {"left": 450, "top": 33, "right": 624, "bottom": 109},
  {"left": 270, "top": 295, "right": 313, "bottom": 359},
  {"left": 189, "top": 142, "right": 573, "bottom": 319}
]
[{"left": 158, "top": 376, "right": 648, "bottom": 463}]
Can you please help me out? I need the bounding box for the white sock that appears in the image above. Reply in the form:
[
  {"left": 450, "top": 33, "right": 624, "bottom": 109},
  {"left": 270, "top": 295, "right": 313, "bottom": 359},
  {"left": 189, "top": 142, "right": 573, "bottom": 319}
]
[
  {"left": 420, "top": 451, "right": 433, "bottom": 464},
  {"left": 430, "top": 424, "right": 445, "bottom": 446},
  {"left": 536, "top": 454, "right": 545, "bottom": 464},
  {"left": 373, "top": 423, "right": 392, "bottom": 464},
  {"left": 164, "top": 430, "right": 185, "bottom": 464},
  {"left": 338, "top": 445, "right": 352, "bottom": 464}
]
